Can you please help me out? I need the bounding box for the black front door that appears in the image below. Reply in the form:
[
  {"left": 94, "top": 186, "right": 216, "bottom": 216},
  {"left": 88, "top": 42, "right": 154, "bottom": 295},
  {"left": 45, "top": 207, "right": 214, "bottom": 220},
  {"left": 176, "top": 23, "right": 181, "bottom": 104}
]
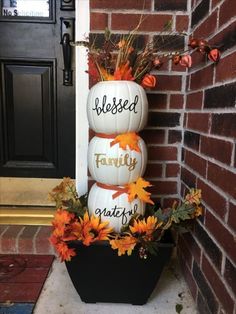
[{"left": 0, "top": 0, "right": 75, "bottom": 178}]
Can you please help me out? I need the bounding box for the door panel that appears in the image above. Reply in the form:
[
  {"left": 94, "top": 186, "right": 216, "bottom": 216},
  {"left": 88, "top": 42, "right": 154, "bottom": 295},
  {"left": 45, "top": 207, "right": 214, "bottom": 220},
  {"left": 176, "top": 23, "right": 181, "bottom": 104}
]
[
  {"left": 1, "top": 60, "right": 57, "bottom": 177},
  {"left": 0, "top": 0, "right": 75, "bottom": 179}
]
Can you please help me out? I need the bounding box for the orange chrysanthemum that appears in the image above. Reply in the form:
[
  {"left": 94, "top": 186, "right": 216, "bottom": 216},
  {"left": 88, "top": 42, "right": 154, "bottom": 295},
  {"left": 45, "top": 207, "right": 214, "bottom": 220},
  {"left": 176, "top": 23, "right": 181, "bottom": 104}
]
[
  {"left": 126, "top": 177, "right": 154, "bottom": 205},
  {"left": 55, "top": 241, "right": 76, "bottom": 262},
  {"left": 52, "top": 209, "right": 75, "bottom": 227},
  {"left": 110, "top": 132, "right": 141, "bottom": 152},
  {"left": 74, "top": 212, "right": 113, "bottom": 246},
  {"left": 110, "top": 235, "right": 137, "bottom": 256},
  {"left": 129, "top": 216, "right": 162, "bottom": 239}
]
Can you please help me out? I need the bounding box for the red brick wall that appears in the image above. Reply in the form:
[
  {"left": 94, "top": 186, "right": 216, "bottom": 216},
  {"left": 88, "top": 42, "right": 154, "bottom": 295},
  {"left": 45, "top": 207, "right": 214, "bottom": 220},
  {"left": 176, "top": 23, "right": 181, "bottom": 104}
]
[
  {"left": 90, "top": 0, "right": 189, "bottom": 207},
  {"left": 179, "top": 0, "right": 236, "bottom": 313}
]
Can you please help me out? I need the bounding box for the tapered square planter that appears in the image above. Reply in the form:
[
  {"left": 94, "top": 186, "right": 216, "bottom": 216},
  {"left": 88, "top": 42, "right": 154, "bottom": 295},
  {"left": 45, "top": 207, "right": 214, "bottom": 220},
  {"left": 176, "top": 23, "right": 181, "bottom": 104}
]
[{"left": 65, "top": 231, "right": 174, "bottom": 305}]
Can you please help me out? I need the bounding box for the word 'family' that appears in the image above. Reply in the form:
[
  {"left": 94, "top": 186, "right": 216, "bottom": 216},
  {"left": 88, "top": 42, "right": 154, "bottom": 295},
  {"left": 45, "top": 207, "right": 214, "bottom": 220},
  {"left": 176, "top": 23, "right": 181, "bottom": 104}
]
[{"left": 95, "top": 153, "right": 137, "bottom": 171}]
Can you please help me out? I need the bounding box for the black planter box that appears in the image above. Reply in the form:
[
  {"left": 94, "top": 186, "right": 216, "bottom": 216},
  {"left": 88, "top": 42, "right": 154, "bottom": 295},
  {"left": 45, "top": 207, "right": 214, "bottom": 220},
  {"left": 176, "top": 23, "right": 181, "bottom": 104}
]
[{"left": 65, "top": 231, "right": 174, "bottom": 305}]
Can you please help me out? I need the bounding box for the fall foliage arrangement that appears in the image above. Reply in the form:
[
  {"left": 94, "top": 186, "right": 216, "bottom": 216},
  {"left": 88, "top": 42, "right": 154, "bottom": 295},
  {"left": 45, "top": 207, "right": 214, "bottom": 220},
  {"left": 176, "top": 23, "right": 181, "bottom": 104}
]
[
  {"left": 76, "top": 21, "right": 221, "bottom": 89},
  {"left": 49, "top": 178, "right": 202, "bottom": 262}
]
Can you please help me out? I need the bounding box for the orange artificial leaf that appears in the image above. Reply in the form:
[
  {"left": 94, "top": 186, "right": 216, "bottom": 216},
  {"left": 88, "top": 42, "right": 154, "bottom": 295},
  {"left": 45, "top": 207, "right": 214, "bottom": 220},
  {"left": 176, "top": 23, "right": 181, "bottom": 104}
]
[
  {"left": 110, "top": 132, "right": 141, "bottom": 152},
  {"left": 114, "top": 61, "right": 134, "bottom": 81},
  {"left": 185, "top": 189, "right": 202, "bottom": 205},
  {"left": 100, "top": 67, "right": 114, "bottom": 81},
  {"left": 110, "top": 236, "right": 137, "bottom": 256},
  {"left": 126, "top": 177, "right": 154, "bottom": 205}
]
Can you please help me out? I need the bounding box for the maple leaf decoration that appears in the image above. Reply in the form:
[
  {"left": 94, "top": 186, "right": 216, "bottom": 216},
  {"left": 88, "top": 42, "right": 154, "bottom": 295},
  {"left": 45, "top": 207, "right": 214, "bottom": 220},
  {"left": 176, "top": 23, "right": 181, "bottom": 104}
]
[
  {"left": 110, "top": 132, "right": 141, "bottom": 152},
  {"left": 126, "top": 177, "right": 154, "bottom": 205}
]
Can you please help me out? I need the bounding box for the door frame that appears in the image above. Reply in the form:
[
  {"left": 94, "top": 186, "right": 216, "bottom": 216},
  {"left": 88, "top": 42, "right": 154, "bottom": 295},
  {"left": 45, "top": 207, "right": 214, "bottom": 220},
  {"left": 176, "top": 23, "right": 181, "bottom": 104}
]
[{"left": 75, "top": 0, "right": 89, "bottom": 196}]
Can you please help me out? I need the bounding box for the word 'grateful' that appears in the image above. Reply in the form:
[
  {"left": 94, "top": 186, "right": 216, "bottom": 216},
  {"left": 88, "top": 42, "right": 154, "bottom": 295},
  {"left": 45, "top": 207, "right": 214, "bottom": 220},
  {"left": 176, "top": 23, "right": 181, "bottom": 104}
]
[{"left": 95, "top": 204, "right": 139, "bottom": 225}]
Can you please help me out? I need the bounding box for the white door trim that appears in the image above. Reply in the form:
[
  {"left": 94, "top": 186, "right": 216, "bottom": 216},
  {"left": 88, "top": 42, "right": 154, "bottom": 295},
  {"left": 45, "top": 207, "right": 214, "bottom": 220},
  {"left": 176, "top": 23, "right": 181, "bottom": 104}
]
[{"left": 75, "top": 0, "right": 90, "bottom": 195}]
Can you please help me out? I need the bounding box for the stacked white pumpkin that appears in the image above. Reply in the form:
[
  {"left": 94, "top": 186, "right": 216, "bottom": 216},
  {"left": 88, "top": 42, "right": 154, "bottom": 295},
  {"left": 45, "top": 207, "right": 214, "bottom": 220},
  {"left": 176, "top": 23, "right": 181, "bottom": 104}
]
[{"left": 87, "top": 81, "right": 149, "bottom": 232}]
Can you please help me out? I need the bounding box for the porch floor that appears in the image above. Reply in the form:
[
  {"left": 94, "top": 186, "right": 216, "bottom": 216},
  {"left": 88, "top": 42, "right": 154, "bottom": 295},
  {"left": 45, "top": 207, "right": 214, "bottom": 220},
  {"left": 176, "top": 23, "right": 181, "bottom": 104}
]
[{"left": 34, "top": 258, "right": 197, "bottom": 314}]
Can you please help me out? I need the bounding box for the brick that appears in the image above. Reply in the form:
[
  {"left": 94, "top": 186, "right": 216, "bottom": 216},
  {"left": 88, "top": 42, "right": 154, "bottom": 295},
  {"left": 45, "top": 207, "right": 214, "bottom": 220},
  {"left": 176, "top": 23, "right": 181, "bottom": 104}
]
[
  {"left": 163, "top": 197, "right": 179, "bottom": 207},
  {"left": 90, "top": 0, "right": 152, "bottom": 10},
  {"left": 181, "top": 166, "right": 197, "bottom": 187},
  {"left": 215, "top": 51, "right": 236, "bottom": 83},
  {"left": 166, "top": 163, "right": 180, "bottom": 177},
  {"left": 111, "top": 14, "right": 172, "bottom": 32},
  {"left": 193, "top": 10, "right": 217, "bottom": 39},
  {"left": 179, "top": 253, "right": 198, "bottom": 299},
  {"left": 197, "top": 179, "right": 227, "bottom": 219},
  {"left": 228, "top": 202, "right": 236, "bottom": 232},
  {"left": 194, "top": 222, "right": 222, "bottom": 270},
  {"left": 18, "top": 226, "right": 39, "bottom": 254},
  {"left": 191, "top": 0, "right": 210, "bottom": 27},
  {"left": 210, "top": 20, "right": 236, "bottom": 53},
  {"left": 212, "top": 0, "right": 222, "bottom": 8},
  {"left": 154, "top": 75, "right": 182, "bottom": 91},
  {"left": 193, "top": 261, "right": 219, "bottom": 314},
  {"left": 184, "top": 131, "right": 200, "bottom": 150},
  {"left": 184, "top": 149, "right": 207, "bottom": 177},
  {"left": 145, "top": 163, "right": 162, "bottom": 178},
  {"left": 1, "top": 226, "right": 23, "bottom": 253},
  {"left": 208, "top": 161, "right": 236, "bottom": 199},
  {"left": 154, "top": 0, "right": 187, "bottom": 11},
  {"left": 90, "top": 13, "right": 108, "bottom": 30},
  {"left": 168, "top": 130, "right": 182, "bottom": 144},
  {"left": 169, "top": 94, "right": 184, "bottom": 109},
  {"left": 211, "top": 113, "right": 236, "bottom": 138},
  {"left": 89, "top": 33, "right": 147, "bottom": 50},
  {"left": 205, "top": 209, "right": 236, "bottom": 264},
  {"left": 35, "top": 226, "right": 53, "bottom": 254},
  {"left": 224, "top": 257, "right": 236, "bottom": 296},
  {"left": 176, "top": 15, "right": 189, "bottom": 32},
  {"left": 147, "top": 93, "right": 167, "bottom": 109},
  {"left": 200, "top": 136, "right": 233, "bottom": 165},
  {"left": 219, "top": 0, "right": 236, "bottom": 27},
  {"left": 187, "top": 113, "right": 210, "bottom": 133},
  {"left": 154, "top": 35, "right": 185, "bottom": 52},
  {"left": 140, "top": 129, "right": 165, "bottom": 144},
  {"left": 148, "top": 146, "right": 177, "bottom": 161},
  {"left": 182, "top": 232, "right": 201, "bottom": 265},
  {"left": 202, "top": 255, "right": 234, "bottom": 314},
  {"left": 178, "top": 235, "right": 193, "bottom": 268},
  {"left": 197, "top": 291, "right": 212, "bottom": 314},
  {"left": 150, "top": 180, "right": 177, "bottom": 195},
  {"left": 148, "top": 112, "right": 180, "bottom": 127},
  {"left": 190, "top": 65, "right": 214, "bottom": 90},
  {"left": 186, "top": 91, "right": 203, "bottom": 109},
  {"left": 204, "top": 82, "right": 236, "bottom": 109}
]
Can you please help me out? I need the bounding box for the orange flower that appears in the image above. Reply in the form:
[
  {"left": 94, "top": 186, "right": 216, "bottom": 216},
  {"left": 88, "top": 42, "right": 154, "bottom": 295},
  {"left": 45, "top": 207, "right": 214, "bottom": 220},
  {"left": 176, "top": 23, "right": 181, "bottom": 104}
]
[
  {"left": 129, "top": 216, "right": 161, "bottom": 236},
  {"left": 55, "top": 242, "right": 76, "bottom": 262},
  {"left": 100, "top": 67, "right": 114, "bottom": 81},
  {"left": 185, "top": 189, "right": 202, "bottom": 205},
  {"left": 114, "top": 61, "right": 134, "bottom": 81},
  {"left": 52, "top": 209, "right": 75, "bottom": 227},
  {"left": 110, "top": 132, "right": 141, "bottom": 152},
  {"left": 74, "top": 212, "right": 113, "bottom": 246},
  {"left": 141, "top": 74, "right": 156, "bottom": 88},
  {"left": 126, "top": 177, "right": 154, "bottom": 205},
  {"left": 194, "top": 206, "right": 203, "bottom": 217},
  {"left": 117, "top": 39, "right": 126, "bottom": 48},
  {"left": 110, "top": 235, "right": 137, "bottom": 256}
]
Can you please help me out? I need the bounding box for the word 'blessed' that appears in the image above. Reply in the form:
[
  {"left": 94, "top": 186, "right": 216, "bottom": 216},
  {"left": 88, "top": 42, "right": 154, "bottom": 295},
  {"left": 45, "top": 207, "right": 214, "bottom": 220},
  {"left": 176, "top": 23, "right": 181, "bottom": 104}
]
[{"left": 92, "top": 95, "right": 139, "bottom": 115}]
